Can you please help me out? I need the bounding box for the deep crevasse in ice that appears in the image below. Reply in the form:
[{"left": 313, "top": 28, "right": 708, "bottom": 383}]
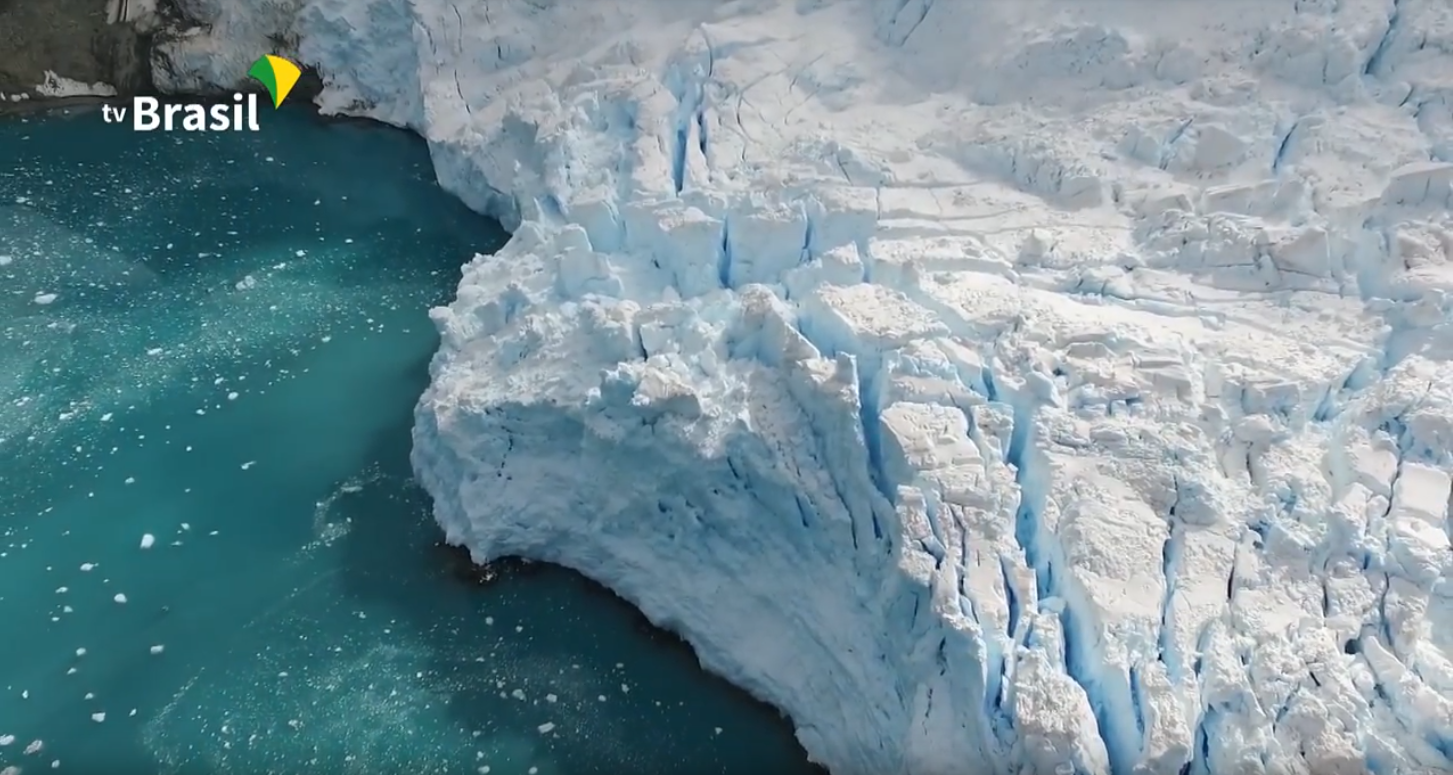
[{"left": 152, "top": 1, "right": 1453, "bottom": 773}]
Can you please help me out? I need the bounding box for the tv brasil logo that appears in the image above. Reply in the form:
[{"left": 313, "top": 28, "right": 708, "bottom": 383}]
[{"left": 100, "top": 55, "right": 301, "bottom": 131}]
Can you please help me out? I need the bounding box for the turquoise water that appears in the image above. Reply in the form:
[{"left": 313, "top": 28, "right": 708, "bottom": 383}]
[{"left": 0, "top": 106, "right": 819, "bottom": 775}]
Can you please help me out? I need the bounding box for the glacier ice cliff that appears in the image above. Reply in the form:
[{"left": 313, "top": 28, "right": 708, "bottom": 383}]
[{"left": 152, "top": 0, "right": 1453, "bottom": 773}]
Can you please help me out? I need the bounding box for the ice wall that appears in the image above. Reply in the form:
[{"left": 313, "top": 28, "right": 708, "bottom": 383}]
[{"left": 153, "top": 1, "right": 1453, "bottom": 773}]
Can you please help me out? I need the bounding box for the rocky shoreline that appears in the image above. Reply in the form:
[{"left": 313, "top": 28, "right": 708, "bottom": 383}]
[
  {"left": 0, "top": 0, "right": 160, "bottom": 99},
  {"left": 0, "top": 95, "right": 111, "bottom": 117},
  {"left": 0, "top": 0, "right": 325, "bottom": 110}
]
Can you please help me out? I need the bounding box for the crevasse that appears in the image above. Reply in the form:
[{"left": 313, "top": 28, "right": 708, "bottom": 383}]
[{"left": 152, "top": 0, "right": 1453, "bottom": 773}]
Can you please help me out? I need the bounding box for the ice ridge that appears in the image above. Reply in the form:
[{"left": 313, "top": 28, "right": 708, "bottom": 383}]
[{"left": 150, "top": 0, "right": 1453, "bottom": 773}]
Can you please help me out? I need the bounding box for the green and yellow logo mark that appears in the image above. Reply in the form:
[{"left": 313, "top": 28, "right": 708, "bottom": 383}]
[{"left": 247, "top": 55, "right": 302, "bottom": 108}]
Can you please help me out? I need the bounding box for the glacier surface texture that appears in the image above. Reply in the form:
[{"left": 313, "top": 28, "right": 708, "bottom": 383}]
[{"left": 153, "top": 1, "right": 1453, "bottom": 773}]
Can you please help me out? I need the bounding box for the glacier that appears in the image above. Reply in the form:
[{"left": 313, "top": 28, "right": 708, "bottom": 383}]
[{"left": 145, "top": 0, "right": 1453, "bottom": 773}]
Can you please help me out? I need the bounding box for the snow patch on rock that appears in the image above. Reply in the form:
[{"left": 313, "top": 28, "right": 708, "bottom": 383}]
[{"left": 33, "top": 71, "right": 117, "bottom": 98}]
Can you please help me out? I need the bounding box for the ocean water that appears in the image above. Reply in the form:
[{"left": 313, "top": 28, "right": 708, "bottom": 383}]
[{"left": 0, "top": 106, "right": 820, "bottom": 775}]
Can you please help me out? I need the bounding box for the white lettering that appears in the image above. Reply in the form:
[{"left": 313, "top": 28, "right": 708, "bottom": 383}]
[
  {"left": 123, "top": 95, "right": 263, "bottom": 132},
  {"left": 132, "top": 97, "right": 159, "bottom": 131},
  {"left": 180, "top": 104, "right": 206, "bottom": 131},
  {"left": 208, "top": 103, "right": 231, "bottom": 131}
]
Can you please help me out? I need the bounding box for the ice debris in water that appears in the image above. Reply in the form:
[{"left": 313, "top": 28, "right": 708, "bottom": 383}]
[
  {"left": 158, "top": 1, "right": 1453, "bottom": 774},
  {"left": 139, "top": 534, "right": 155, "bottom": 549}
]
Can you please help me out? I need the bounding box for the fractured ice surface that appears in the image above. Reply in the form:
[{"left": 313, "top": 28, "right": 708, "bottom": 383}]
[{"left": 153, "top": 0, "right": 1453, "bottom": 772}]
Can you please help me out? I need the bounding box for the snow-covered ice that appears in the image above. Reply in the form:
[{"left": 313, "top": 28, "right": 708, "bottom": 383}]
[
  {"left": 152, "top": 0, "right": 1453, "bottom": 773},
  {"left": 32, "top": 72, "right": 116, "bottom": 99}
]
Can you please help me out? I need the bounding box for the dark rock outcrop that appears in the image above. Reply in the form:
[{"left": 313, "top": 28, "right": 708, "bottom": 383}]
[
  {"left": 0, "top": 0, "right": 176, "bottom": 99},
  {"left": 0, "top": 0, "right": 330, "bottom": 112}
]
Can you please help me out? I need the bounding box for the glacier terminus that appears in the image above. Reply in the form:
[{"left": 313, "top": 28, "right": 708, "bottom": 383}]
[{"left": 147, "top": 0, "right": 1453, "bottom": 773}]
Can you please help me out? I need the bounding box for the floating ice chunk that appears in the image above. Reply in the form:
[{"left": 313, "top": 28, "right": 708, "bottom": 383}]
[
  {"left": 140, "top": 534, "right": 155, "bottom": 549},
  {"left": 0, "top": 735, "right": 13, "bottom": 746},
  {"left": 150, "top": 645, "right": 164, "bottom": 655},
  {"left": 33, "top": 293, "right": 56, "bottom": 305},
  {"left": 89, "top": 713, "right": 104, "bottom": 723},
  {"left": 537, "top": 722, "right": 555, "bottom": 734},
  {"left": 113, "top": 594, "right": 127, "bottom": 604}
]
